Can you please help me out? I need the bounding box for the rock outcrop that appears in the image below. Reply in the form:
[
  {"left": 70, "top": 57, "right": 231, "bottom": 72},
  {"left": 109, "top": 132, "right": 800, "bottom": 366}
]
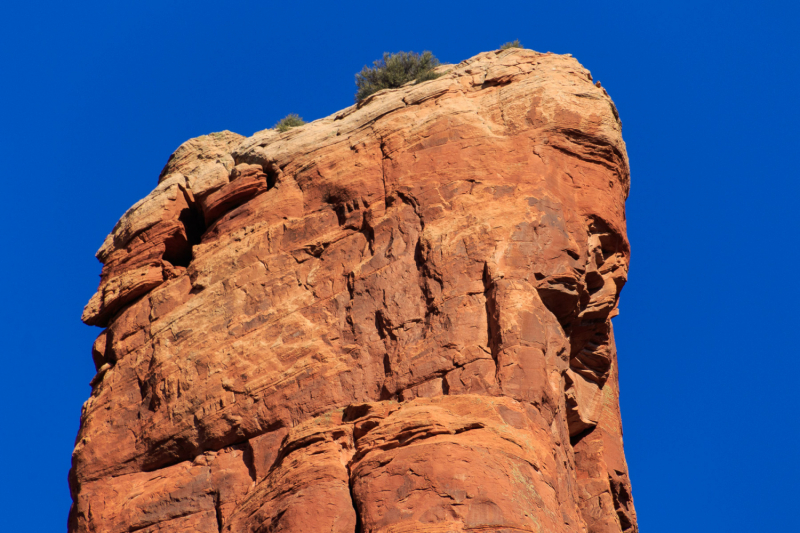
[{"left": 71, "top": 48, "right": 637, "bottom": 532}]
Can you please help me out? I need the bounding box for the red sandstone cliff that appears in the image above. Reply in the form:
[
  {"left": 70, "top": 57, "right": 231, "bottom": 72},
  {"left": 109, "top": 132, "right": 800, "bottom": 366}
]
[{"left": 71, "top": 48, "right": 637, "bottom": 533}]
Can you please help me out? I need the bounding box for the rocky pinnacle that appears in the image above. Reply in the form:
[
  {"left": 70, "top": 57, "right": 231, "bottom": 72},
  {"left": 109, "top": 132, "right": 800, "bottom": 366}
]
[{"left": 71, "top": 49, "right": 637, "bottom": 533}]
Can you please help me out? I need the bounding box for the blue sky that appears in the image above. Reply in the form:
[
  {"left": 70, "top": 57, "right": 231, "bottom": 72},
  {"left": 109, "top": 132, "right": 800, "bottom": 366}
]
[{"left": 1, "top": 1, "right": 797, "bottom": 530}]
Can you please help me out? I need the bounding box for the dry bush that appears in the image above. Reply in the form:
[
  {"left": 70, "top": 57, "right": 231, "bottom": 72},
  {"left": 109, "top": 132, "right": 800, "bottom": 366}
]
[
  {"left": 274, "top": 114, "right": 305, "bottom": 132},
  {"left": 355, "top": 51, "right": 441, "bottom": 102},
  {"left": 500, "top": 40, "right": 523, "bottom": 50}
]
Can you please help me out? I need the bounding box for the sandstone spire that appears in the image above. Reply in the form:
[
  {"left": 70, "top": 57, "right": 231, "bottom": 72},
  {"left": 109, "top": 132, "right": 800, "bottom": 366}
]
[{"left": 71, "top": 48, "right": 637, "bottom": 533}]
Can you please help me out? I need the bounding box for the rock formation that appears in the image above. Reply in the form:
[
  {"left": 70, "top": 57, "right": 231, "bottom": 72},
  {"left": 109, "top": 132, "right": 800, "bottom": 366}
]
[{"left": 71, "top": 48, "right": 637, "bottom": 532}]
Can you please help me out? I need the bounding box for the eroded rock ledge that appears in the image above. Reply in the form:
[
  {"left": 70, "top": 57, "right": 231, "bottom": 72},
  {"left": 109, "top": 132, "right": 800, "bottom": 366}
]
[{"left": 71, "top": 48, "right": 637, "bottom": 533}]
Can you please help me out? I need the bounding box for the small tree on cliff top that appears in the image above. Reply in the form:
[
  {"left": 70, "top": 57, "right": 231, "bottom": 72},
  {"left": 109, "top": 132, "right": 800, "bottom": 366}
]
[
  {"left": 355, "top": 51, "right": 442, "bottom": 103},
  {"left": 274, "top": 114, "right": 306, "bottom": 132},
  {"left": 500, "top": 40, "right": 523, "bottom": 49}
]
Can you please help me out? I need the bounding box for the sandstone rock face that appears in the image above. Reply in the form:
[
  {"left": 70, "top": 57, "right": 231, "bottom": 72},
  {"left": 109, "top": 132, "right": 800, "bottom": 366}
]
[{"left": 71, "top": 49, "right": 637, "bottom": 532}]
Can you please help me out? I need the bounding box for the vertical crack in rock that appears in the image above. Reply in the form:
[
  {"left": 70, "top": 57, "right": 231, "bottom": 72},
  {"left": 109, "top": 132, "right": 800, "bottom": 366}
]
[
  {"left": 378, "top": 136, "right": 390, "bottom": 205},
  {"left": 414, "top": 238, "right": 440, "bottom": 328},
  {"left": 346, "top": 461, "right": 363, "bottom": 533},
  {"left": 482, "top": 262, "right": 501, "bottom": 381},
  {"left": 344, "top": 272, "right": 358, "bottom": 340},
  {"left": 360, "top": 211, "right": 376, "bottom": 255},
  {"left": 214, "top": 491, "right": 223, "bottom": 533}
]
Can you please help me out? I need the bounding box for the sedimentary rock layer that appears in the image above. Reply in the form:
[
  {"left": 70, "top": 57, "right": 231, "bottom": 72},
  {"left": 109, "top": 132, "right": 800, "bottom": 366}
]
[{"left": 71, "top": 48, "right": 637, "bottom": 532}]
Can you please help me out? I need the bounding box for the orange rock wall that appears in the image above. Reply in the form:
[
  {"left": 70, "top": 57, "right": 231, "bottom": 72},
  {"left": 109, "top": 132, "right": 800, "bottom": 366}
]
[{"left": 71, "top": 49, "right": 637, "bottom": 532}]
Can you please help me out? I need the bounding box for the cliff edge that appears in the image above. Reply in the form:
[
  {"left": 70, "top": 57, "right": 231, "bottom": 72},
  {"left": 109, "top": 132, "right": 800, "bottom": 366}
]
[{"left": 71, "top": 48, "right": 637, "bottom": 533}]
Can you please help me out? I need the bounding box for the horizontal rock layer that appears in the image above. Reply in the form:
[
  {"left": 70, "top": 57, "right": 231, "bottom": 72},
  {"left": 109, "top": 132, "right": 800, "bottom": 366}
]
[{"left": 72, "top": 48, "right": 637, "bottom": 532}]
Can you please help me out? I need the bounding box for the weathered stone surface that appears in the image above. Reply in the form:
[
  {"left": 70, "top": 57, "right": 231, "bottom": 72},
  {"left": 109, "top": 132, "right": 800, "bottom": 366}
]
[{"left": 72, "top": 48, "right": 637, "bottom": 532}]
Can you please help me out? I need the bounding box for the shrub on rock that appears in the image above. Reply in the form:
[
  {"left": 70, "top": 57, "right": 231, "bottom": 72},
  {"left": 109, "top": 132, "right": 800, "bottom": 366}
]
[
  {"left": 274, "top": 114, "right": 306, "bottom": 132},
  {"left": 355, "top": 51, "right": 442, "bottom": 102},
  {"left": 500, "top": 40, "right": 523, "bottom": 49}
]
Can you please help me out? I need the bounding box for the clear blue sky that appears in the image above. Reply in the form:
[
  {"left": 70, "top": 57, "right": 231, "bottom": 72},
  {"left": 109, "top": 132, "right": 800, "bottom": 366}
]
[{"left": 1, "top": 1, "right": 797, "bottom": 530}]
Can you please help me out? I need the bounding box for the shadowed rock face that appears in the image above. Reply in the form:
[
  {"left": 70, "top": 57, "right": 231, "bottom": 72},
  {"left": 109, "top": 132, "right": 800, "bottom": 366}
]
[{"left": 71, "top": 49, "right": 637, "bottom": 533}]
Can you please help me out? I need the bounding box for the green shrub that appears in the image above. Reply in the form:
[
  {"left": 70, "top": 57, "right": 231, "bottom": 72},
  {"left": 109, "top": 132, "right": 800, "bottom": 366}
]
[
  {"left": 355, "top": 51, "right": 442, "bottom": 102},
  {"left": 500, "top": 40, "right": 523, "bottom": 50},
  {"left": 274, "top": 113, "right": 306, "bottom": 132}
]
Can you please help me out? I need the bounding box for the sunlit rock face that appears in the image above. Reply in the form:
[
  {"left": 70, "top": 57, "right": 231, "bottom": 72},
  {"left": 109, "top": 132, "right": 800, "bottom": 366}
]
[{"left": 71, "top": 48, "right": 637, "bottom": 533}]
